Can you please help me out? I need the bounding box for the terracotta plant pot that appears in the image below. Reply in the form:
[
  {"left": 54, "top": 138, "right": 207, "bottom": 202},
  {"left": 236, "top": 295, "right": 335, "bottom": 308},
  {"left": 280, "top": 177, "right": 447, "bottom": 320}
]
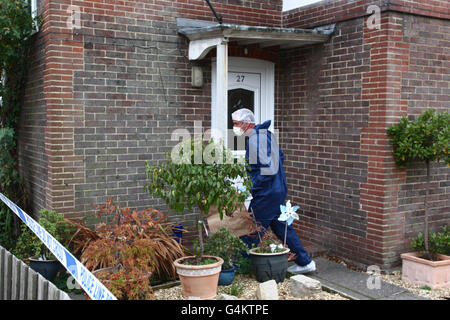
[
  {"left": 173, "top": 255, "right": 223, "bottom": 299},
  {"left": 401, "top": 252, "right": 450, "bottom": 289}
]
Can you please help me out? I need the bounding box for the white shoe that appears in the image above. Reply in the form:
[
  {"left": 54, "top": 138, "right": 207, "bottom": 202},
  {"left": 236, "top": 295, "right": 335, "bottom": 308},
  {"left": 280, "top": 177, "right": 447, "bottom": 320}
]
[{"left": 287, "top": 260, "right": 316, "bottom": 274}]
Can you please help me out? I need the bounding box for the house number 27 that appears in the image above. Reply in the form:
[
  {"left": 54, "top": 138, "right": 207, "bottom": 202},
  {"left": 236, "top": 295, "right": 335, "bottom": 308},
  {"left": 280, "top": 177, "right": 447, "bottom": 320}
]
[{"left": 236, "top": 75, "right": 245, "bottom": 82}]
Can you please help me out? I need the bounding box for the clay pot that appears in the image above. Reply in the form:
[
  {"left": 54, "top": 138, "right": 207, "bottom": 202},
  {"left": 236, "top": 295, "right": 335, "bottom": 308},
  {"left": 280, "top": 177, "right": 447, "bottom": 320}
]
[
  {"left": 401, "top": 252, "right": 450, "bottom": 289},
  {"left": 173, "top": 255, "right": 223, "bottom": 299}
]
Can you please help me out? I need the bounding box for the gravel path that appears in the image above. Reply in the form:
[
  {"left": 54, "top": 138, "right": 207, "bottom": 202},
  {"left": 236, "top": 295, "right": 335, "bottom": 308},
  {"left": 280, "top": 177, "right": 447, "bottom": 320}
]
[
  {"left": 379, "top": 270, "right": 450, "bottom": 300},
  {"left": 152, "top": 274, "right": 347, "bottom": 300},
  {"left": 153, "top": 266, "right": 450, "bottom": 300}
]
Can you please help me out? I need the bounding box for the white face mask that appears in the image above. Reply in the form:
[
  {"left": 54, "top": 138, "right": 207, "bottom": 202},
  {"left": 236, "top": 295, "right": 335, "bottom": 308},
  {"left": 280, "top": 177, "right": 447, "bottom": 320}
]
[{"left": 233, "top": 126, "right": 244, "bottom": 136}]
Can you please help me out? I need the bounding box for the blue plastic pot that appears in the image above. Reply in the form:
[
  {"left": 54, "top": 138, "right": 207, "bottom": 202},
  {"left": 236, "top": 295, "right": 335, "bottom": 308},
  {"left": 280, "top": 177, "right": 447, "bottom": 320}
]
[
  {"left": 218, "top": 265, "right": 237, "bottom": 286},
  {"left": 172, "top": 223, "right": 183, "bottom": 244}
]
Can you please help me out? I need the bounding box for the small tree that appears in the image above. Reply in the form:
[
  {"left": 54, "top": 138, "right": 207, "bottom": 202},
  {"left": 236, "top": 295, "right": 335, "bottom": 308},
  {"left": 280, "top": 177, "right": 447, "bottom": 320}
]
[
  {"left": 387, "top": 109, "right": 450, "bottom": 260},
  {"left": 145, "top": 138, "right": 252, "bottom": 262}
]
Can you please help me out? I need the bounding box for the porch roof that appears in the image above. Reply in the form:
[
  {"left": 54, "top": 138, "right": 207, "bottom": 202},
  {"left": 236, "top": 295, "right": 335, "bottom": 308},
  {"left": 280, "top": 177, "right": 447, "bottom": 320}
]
[{"left": 177, "top": 18, "right": 335, "bottom": 59}]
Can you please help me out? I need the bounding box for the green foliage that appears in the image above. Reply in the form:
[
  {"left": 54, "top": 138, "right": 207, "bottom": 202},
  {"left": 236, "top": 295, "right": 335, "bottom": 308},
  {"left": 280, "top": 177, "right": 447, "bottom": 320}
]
[
  {"left": 252, "top": 238, "right": 286, "bottom": 254},
  {"left": 0, "top": 0, "right": 37, "bottom": 73},
  {"left": 234, "top": 255, "right": 252, "bottom": 275},
  {"left": 145, "top": 138, "right": 252, "bottom": 218},
  {"left": 13, "top": 209, "right": 75, "bottom": 260},
  {"left": 0, "top": 0, "right": 39, "bottom": 250},
  {"left": 202, "top": 227, "right": 249, "bottom": 269},
  {"left": 182, "top": 258, "right": 217, "bottom": 266},
  {"left": 222, "top": 281, "right": 244, "bottom": 297},
  {"left": 411, "top": 225, "right": 450, "bottom": 257},
  {"left": 0, "top": 128, "right": 20, "bottom": 186},
  {"left": 145, "top": 138, "right": 252, "bottom": 258},
  {"left": 387, "top": 109, "right": 450, "bottom": 168},
  {"left": 53, "top": 272, "right": 84, "bottom": 295}
]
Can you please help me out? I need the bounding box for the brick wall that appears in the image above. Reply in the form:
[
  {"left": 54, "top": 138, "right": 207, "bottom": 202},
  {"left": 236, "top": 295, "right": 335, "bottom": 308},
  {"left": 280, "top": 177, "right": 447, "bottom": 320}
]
[
  {"left": 276, "top": 17, "right": 374, "bottom": 266},
  {"left": 398, "top": 13, "right": 450, "bottom": 250},
  {"left": 280, "top": 0, "right": 449, "bottom": 268},
  {"left": 71, "top": 0, "right": 281, "bottom": 227},
  {"left": 18, "top": 0, "right": 283, "bottom": 245},
  {"left": 18, "top": 30, "right": 48, "bottom": 217},
  {"left": 283, "top": 0, "right": 450, "bottom": 28}
]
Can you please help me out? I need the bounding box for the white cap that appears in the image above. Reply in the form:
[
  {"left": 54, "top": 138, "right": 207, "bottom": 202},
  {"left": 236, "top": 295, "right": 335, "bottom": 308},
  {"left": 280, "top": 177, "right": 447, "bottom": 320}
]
[{"left": 231, "top": 108, "right": 255, "bottom": 124}]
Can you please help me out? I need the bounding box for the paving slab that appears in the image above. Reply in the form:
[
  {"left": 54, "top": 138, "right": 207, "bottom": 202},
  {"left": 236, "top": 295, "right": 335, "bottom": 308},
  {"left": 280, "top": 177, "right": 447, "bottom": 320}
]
[{"left": 290, "top": 256, "right": 428, "bottom": 300}]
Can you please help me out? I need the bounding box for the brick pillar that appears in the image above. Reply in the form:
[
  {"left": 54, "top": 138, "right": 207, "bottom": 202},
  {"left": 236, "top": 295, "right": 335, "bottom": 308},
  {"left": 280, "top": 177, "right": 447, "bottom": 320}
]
[
  {"left": 42, "top": 0, "right": 85, "bottom": 219},
  {"left": 360, "top": 12, "right": 409, "bottom": 268}
]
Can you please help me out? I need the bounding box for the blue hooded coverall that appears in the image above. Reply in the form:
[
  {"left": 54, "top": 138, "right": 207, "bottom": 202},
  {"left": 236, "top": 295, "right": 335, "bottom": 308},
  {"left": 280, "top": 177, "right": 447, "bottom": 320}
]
[{"left": 240, "top": 120, "right": 312, "bottom": 267}]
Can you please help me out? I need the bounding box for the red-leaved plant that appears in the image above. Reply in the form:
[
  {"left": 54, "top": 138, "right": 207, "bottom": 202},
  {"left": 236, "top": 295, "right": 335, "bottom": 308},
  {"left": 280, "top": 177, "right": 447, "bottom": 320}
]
[{"left": 80, "top": 198, "right": 186, "bottom": 300}]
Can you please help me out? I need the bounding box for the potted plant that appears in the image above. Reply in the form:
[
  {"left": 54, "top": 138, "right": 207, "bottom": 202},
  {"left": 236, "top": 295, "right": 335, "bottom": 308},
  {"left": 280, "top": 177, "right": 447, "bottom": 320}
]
[
  {"left": 411, "top": 226, "right": 449, "bottom": 258},
  {"left": 202, "top": 227, "right": 249, "bottom": 286},
  {"left": 80, "top": 198, "right": 186, "bottom": 300},
  {"left": 13, "top": 209, "right": 74, "bottom": 281},
  {"left": 145, "top": 137, "right": 251, "bottom": 299},
  {"left": 245, "top": 200, "right": 300, "bottom": 283},
  {"left": 387, "top": 108, "right": 450, "bottom": 289}
]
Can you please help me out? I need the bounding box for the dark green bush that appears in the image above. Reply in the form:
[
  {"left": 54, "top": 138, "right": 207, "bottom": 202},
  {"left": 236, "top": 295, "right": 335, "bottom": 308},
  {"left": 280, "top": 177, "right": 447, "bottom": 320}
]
[
  {"left": 411, "top": 225, "right": 450, "bottom": 257},
  {"left": 13, "top": 209, "right": 74, "bottom": 260},
  {"left": 202, "top": 227, "right": 248, "bottom": 269}
]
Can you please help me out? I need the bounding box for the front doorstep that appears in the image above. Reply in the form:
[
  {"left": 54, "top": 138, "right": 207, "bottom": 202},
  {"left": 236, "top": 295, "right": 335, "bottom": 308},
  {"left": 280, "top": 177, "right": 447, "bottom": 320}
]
[{"left": 401, "top": 252, "right": 450, "bottom": 289}]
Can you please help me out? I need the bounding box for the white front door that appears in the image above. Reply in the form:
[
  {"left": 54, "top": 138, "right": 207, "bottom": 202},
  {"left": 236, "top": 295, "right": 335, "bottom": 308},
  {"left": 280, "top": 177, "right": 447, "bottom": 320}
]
[{"left": 211, "top": 57, "right": 274, "bottom": 157}]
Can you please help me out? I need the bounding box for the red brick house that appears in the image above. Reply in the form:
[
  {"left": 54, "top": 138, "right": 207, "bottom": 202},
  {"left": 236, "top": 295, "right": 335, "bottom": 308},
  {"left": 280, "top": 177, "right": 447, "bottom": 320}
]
[{"left": 18, "top": 0, "right": 449, "bottom": 269}]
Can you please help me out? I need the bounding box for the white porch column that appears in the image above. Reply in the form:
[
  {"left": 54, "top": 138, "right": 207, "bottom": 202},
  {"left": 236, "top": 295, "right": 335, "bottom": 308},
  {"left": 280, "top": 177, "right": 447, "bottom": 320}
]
[{"left": 212, "top": 39, "right": 228, "bottom": 143}]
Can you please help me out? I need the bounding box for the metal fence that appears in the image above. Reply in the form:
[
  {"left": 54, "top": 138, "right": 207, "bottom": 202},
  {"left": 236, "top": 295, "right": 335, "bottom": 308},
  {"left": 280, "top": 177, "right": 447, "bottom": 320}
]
[{"left": 0, "top": 245, "right": 71, "bottom": 300}]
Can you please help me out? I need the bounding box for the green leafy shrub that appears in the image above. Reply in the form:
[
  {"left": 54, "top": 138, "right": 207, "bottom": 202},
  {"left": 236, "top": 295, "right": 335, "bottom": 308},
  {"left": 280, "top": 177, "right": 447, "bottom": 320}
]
[
  {"left": 13, "top": 209, "right": 74, "bottom": 260},
  {"left": 234, "top": 255, "right": 252, "bottom": 275},
  {"left": 222, "top": 281, "right": 244, "bottom": 297},
  {"left": 145, "top": 138, "right": 252, "bottom": 262},
  {"left": 387, "top": 109, "right": 449, "bottom": 169},
  {"left": 202, "top": 227, "right": 248, "bottom": 269},
  {"left": 411, "top": 225, "right": 450, "bottom": 258}
]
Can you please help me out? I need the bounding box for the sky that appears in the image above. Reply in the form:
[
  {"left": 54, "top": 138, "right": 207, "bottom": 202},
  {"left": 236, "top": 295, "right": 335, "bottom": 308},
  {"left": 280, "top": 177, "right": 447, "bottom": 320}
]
[{"left": 283, "top": 0, "right": 323, "bottom": 11}]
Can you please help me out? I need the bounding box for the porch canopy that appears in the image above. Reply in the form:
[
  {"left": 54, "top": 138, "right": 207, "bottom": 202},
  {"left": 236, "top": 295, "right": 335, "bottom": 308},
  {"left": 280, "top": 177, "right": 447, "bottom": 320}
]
[
  {"left": 177, "top": 18, "right": 334, "bottom": 60},
  {"left": 176, "top": 18, "right": 334, "bottom": 139}
]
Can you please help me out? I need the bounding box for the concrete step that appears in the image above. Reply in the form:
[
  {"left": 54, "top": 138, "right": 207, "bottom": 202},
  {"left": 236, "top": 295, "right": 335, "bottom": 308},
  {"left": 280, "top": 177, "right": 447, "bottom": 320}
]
[{"left": 289, "top": 257, "right": 429, "bottom": 300}]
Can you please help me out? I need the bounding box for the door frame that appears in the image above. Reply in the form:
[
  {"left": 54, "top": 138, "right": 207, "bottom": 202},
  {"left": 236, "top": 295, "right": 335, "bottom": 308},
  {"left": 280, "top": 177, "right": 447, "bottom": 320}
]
[{"left": 211, "top": 57, "right": 275, "bottom": 148}]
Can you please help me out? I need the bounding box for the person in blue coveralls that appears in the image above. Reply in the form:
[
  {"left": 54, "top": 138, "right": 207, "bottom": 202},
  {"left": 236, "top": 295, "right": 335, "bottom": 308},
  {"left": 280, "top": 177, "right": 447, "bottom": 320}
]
[{"left": 231, "top": 108, "right": 316, "bottom": 274}]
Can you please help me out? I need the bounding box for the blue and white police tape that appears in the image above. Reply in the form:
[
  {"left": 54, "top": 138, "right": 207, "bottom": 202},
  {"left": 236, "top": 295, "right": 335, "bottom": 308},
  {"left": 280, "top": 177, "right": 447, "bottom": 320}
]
[{"left": 0, "top": 193, "right": 117, "bottom": 300}]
